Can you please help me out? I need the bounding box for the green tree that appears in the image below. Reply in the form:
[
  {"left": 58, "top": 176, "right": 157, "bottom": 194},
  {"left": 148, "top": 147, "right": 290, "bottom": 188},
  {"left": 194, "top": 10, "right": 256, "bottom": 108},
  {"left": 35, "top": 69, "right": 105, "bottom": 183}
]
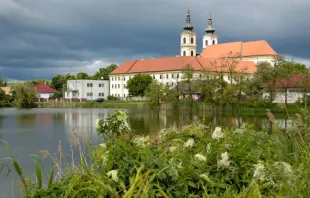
[
  {"left": 64, "top": 73, "right": 76, "bottom": 80},
  {"left": 181, "top": 64, "right": 194, "bottom": 105},
  {"left": 297, "top": 75, "right": 310, "bottom": 108},
  {"left": 126, "top": 74, "right": 153, "bottom": 97},
  {"left": 145, "top": 81, "right": 163, "bottom": 108},
  {"left": 14, "top": 83, "right": 37, "bottom": 108},
  {"left": 51, "top": 75, "right": 66, "bottom": 91},
  {"left": 76, "top": 72, "right": 89, "bottom": 79},
  {"left": 0, "top": 88, "right": 6, "bottom": 106},
  {"left": 93, "top": 64, "right": 118, "bottom": 80}
]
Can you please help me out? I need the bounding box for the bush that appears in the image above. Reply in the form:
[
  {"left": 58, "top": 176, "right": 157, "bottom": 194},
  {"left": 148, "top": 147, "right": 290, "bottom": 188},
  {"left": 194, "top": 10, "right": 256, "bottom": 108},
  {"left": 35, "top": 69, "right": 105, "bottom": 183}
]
[
  {"left": 7, "top": 111, "right": 310, "bottom": 197},
  {"left": 107, "top": 95, "right": 118, "bottom": 101}
]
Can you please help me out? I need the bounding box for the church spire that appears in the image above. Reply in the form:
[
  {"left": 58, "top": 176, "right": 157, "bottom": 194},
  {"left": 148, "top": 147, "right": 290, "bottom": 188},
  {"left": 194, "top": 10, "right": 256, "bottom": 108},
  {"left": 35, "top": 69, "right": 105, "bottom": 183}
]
[
  {"left": 183, "top": 6, "right": 194, "bottom": 31},
  {"left": 205, "top": 11, "right": 215, "bottom": 34}
]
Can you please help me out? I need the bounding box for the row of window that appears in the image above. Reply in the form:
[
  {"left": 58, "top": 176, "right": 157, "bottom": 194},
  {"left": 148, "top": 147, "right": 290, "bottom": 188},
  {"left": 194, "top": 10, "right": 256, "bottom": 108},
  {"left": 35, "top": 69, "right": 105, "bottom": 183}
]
[
  {"left": 205, "top": 40, "right": 216, "bottom": 46},
  {"left": 111, "top": 84, "right": 125, "bottom": 89},
  {"left": 183, "top": 38, "right": 194, "bottom": 44},
  {"left": 111, "top": 77, "right": 126, "bottom": 81},
  {"left": 86, "top": 93, "right": 105, "bottom": 97},
  {"left": 86, "top": 83, "right": 105, "bottom": 88},
  {"left": 111, "top": 94, "right": 126, "bottom": 98},
  {"left": 183, "top": 51, "right": 195, "bottom": 56}
]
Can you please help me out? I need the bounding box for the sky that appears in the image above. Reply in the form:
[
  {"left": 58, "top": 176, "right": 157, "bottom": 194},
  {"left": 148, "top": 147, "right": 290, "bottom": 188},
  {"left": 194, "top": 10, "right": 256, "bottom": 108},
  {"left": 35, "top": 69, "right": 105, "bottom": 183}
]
[{"left": 0, "top": 0, "right": 309, "bottom": 81}]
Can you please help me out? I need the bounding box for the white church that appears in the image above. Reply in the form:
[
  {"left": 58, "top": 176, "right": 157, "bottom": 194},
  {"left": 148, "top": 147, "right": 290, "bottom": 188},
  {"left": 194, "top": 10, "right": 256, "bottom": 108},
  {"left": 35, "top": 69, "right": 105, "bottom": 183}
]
[{"left": 109, "top": 7, "right": 278, "bottom": 98}]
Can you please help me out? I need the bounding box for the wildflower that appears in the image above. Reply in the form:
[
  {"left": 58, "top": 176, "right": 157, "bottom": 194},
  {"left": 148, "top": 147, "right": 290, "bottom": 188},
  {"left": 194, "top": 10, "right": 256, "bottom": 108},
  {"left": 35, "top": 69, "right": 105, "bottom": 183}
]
[
  {"left": 266, "top": 110, "right": 275, "bottom": 123},
  {"left": 212, "top": 127, "right": 223, "bottom": 140},
  {"left": 107, "top": 170, "right": 118, "bottom": 182},
  {"left": 169, "top": 146, "right": 176, "bottom": 152},
  {"left": 183, "top": 138, "right": 194, "bottom": 148},
  {"left": 217, "top": 152, "right": 230, "bottom": 167},
  {"left": 195, "top": 154, "right": 207, "bottom": 162},
  {"left": 295, "top": 113, "right": 303, "bottom": 125},
  {"left": 206, "top": 143, "right": 211, "bottom": 153},
  {"left": 253, "top": 162, "right": 265, "bottom": 181},
  {"left": 133, "top": 136, "right": 149, "bottom": 147},
  {"left": 234, "top": 128, "right": 244, "bottom": 134},
  {"left": 99, "top": 143, "right": 106, "bottom": 148},
  {"left": 96, "top": 119, "right": 101, "bottom": 129},
  {"left": 200, "top": 173, "right": 211, "bottom": 182},
  {"left": 177, "top": 162, "right": 183, "bottom": 169},
  {"left": 274, "top": 161, "right": 293, "bottom": 177}
]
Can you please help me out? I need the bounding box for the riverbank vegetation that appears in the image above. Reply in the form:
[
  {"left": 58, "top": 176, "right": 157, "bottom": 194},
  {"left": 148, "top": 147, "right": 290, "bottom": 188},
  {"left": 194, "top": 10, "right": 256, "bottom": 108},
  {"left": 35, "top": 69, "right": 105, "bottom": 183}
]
[{"left": 4, "top": 110, "right": 310, "bottom": 197}]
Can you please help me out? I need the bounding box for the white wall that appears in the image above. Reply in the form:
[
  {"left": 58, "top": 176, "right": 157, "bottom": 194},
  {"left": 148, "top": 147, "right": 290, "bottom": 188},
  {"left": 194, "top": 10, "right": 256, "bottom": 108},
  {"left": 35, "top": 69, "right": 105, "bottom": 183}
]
[
  {"left": 39, "top": 93, "right": 53, "bottom": 99},
  {"left": 242, "top": 56, "right": 275, "bottom": 65},
  {"left": 202, "top": 34, "right": 218, "bottom": 49},
  {"left": 65, "top": 80, "right": 109, "bottom": 100},
  {"left": 263, "top": 89, "right": 304, "bottom": 103},
  {"left": 180, "top": 31, "right": 196, "bottom": 56}
]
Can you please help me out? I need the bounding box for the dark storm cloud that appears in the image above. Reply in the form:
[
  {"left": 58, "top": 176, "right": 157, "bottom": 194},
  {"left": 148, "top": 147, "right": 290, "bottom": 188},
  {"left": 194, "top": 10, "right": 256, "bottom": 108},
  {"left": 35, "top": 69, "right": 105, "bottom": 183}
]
[{"left": 0, "top": 0, "right": 309, "bottom": 80}]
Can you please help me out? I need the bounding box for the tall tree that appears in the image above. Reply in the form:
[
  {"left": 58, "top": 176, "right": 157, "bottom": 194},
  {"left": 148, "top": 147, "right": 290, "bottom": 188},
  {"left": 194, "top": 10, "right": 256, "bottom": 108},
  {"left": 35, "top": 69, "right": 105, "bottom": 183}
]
[
  {"left": 181, "top": 64, "right": 194, "bottom": 105},
  {"left": 297, "top": 75, "right": 310, "bottom": 108},
  {"left": 14, "top": 83, "right": 37, "bottom": 108},
  {"left": 76, "top": 72, "right": 89, "bottom": 79},
  {"left": 126, "top": 74, "right": 153, "bottom": 97},
  {"left": 93, "top": 64, "right": 118, "bottom": 80}
]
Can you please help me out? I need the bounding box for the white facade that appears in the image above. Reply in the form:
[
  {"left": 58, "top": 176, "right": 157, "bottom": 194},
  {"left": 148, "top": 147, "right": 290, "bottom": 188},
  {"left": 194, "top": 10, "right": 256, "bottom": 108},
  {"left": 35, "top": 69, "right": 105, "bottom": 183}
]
[
  {"left": 110, "top": 71, "right": 236, "bottom": 98},
  {"left": 180, "top": 31, "right": 197, "bottom": 56},
  {"left": 242, "top": 55, "right": 276, "bottom": 65},
  {"left": 38, "top": 93, "right": 53, "bottom": 99},
  {"left": 65, "top": 80, "right": 109, "bottom": 101},
  {"left": 202, "top": 34, "right": 218, "bottom": 49},
  {"left": 263, "top": 89, "right": 305, "bottom": 103}
]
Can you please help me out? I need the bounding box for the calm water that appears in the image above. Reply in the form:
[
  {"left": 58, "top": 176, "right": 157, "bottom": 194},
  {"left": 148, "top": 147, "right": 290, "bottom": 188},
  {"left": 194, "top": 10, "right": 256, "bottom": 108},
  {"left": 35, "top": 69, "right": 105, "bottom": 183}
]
[{"left": 0, "top": 108, "right": 288, "bottom": 197}]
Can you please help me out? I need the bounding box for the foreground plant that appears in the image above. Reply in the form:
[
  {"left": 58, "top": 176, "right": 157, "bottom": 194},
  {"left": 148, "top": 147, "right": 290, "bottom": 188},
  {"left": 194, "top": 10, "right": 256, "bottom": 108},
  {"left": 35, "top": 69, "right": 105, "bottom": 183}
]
[{"left": 5, "top": 111, "right": 310, "bottom": 197}]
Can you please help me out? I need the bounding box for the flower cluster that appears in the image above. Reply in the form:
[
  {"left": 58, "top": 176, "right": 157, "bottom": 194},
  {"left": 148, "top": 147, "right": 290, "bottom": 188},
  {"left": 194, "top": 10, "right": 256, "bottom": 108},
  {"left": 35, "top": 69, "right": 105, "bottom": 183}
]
[
  {"left": 133, "top": 136, "right": 150, "bottom": 147},
  {"left": 217, "top": 152, "right": 231, "bottom": 167},
  {"left": 183, "top": 138, "right": 194, "bottom": 148},
  {"left": 195, "top": 154, "right": 207, "bottom": 162},
  {"left": 107, "top": 170, "right": 119, "bottom": 182},
  {"left": 212, "top": 127, "right": 223, "bottom": 140}
]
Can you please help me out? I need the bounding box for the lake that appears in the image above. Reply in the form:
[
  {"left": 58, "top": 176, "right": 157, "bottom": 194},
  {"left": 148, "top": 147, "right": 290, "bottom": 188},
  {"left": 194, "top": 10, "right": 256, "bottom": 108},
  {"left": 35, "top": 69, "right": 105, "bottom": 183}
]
[{"left": 0, "top": 107, "right": 288, "bottom": 197}]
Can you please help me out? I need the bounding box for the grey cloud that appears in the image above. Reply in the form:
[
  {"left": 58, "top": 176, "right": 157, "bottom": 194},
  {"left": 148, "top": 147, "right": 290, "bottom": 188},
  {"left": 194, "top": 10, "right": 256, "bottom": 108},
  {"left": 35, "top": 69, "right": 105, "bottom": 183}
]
[{"left": 0, "top": 0, "right": 309, "bottom": 80}]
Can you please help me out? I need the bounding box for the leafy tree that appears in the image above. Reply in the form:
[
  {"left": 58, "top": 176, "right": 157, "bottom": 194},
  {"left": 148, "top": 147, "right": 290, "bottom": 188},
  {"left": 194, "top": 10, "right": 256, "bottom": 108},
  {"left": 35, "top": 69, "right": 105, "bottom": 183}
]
[
  {"left": 13, "top": 83, "right": 37, "bottom": 108},
  {"left": 0, "top": 88, "right": 6, "bottom": 106},
  {"left": 297, "top": 75, "right": 310, "bottom": 108},
  {"left": 0, "top": 76, "right": 7, "bottom": 87},
  {"left": 126, "top": 74, "right": 153, "bottom": 97},
  {"left": 76, "top": 72, "right": 89, "bottom": 80},
  {"left": 51, "top": 75, "right": 66, "bottom": 91},
  {"left": 181, "top": 64, "right": 194, "bottom": 105},
  {"left": 93, "top": 64, "right": 118, "bottom": 80},
  {"left": 64, "top": 73, "right": 76, "bottom": 80},
  {"left": 279, "top": 60, "right": 309, "bottom": 74}
]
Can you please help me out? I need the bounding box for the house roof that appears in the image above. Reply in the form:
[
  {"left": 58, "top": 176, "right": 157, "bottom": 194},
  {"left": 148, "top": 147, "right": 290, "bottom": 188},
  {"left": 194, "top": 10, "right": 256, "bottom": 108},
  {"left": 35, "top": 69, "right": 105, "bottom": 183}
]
[
  {"left": 111, "top": 56, "right": 257, "bottom": 75},
  {"left": 35, "top": 83, "right": 56, "bottom": 93},
  {"left": 261, "top": 74, "right": 310, "bottom": 89},
  {"left": 200, "top": 40, "right": 278, "bottom": 58}
]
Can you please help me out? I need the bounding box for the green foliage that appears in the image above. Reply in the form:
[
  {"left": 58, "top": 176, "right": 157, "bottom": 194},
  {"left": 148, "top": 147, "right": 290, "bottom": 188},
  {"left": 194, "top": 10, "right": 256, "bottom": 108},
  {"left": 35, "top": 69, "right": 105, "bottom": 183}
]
[
  {"left": 13, "top": 83, "right": 37, "bottom": 108},
  {"left": 51, "top": 75, "right": 66, "bottom": 91},
  {"left": 10, "top": 110, "right": 310, "bottom": 197},
  {"left": 93, "top": 64, "right": 118, "bottom": 80},
  {"left": 145, "top": 81, "right": 179, "bottom": 108},
  {"left": 126, "top": 74, "right": 153, "bottom": 97},
  {"left": 107, "top": 95, "right": 118, "bottom": 100},
  {"left": 76, "top": 72, "right": 89, "bottom": 80}
]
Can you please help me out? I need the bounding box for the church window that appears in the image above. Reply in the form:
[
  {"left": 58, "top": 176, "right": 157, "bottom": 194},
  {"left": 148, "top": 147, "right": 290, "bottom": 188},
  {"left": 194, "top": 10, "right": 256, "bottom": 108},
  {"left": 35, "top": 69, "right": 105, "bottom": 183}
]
[
  {"left": 205, "top": 40, "right": 208, "bottom": 46},
  {"left": 191, "top": 38, "right": 194, "bottom": 44},
  {"left": 183, "top": 38, "right": 186, "bottom": 44},
  {"left": 183, "top": 51, "right": 186, "bottom": 56},
  {"left": 213, "top": 40, "right": 215, "bottom": 45},
  {"left": 191, "top": 51, "right": 194, "bottom": 56}
]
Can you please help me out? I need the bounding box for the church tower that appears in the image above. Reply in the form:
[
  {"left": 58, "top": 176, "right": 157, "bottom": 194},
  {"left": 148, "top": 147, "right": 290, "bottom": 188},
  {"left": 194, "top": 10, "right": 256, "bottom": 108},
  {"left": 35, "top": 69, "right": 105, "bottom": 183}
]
[
  {"left": 202, "top": 11, "right": 218, "bottom": 50},
  {"left": 180, "top": 6, "right": 197, "bottom": 56}
]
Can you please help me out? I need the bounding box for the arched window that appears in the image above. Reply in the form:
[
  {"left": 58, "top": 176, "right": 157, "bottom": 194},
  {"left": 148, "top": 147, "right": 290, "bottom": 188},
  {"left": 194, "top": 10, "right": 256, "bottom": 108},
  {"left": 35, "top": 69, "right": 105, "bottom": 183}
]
[
  {"left": 205, "top": 40, "right": 208, "bottom": 46},
  {"left": 183, "top": 38, "right": 186, "bottom": 44},
  {"left": 183, "top": 51, "right": 186, "bottom": 56},
  {"left": 213, "top": 40, "right": 216, "bottom": 45},
  {"left": 191, "top": 51, "right": 194, "bottom": 56},
  {"left": 191, "top": 38, "right": 194, "bottom": 44}
]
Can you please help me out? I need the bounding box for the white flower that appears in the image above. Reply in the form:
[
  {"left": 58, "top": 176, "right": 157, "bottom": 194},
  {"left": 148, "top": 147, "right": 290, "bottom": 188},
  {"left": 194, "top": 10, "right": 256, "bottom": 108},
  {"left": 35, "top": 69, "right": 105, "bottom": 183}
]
[
  {"left": 200, "top": 173, "right": 211, "bottom": 181},
  {"left": 177, "top": 162, "right": 183, "bottom": 169},
  {"left": 234, "top": 128, "right": 244, "bottom": 134},
  {"left": 184, "top": 138, "right": 194, "bottom": 148},
  {"left": 195, "top": 154, "right": 207, "bottom": 162},
  {"left": 133, "top": 136, "right": 149, "bottom": 147},
  {"left": 107, "top": 170, "right": 118, "bottom": 182},
  {"left": 253, "top": 162, "right": 265, "bottom": 181},
  {"left": 274, "top": 161, "right": 293, "bottom": 176},
  {"left": 212, "top": 127, "right": 223, "bottom": 140},
  {"left": 169, "top": 146, "right": 176, "bottom": 152},
  {"left": 217, "top": 152, "right": 231, "bottom": 167},
  {"left": 206, "top": 143, "right": 211, "bottom": 153},
  {"left": 96, "top": 119, "right": 101, "bottom": 129},
  {"left": 99, "top": 143, "right": 106, "bottom": 149}
]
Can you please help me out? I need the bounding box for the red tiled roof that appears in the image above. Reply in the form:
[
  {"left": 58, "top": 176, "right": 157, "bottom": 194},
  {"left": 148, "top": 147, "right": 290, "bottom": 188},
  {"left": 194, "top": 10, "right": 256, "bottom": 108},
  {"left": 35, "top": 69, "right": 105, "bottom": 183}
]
[
  {"left": 200, "top": 40, "right": 278, "bottom": 58},
  {"left": 35, "top": 83, "right": 56, "bottom": 93},
  {"left": 111, "top": 56, "right": 256, "bottom": 75},
  {"left": 261, "top": 74, "right": 310, "bottom": 88}
]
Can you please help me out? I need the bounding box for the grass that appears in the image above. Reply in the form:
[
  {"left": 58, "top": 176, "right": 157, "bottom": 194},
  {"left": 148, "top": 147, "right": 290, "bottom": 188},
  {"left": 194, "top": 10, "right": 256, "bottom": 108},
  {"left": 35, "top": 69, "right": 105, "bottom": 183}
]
[
  {"left": 36, "top": 101, "right": 146, "bottom": 109},
  {"left": 2, "top": 110, "right": 310, "bottom": 197}
]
